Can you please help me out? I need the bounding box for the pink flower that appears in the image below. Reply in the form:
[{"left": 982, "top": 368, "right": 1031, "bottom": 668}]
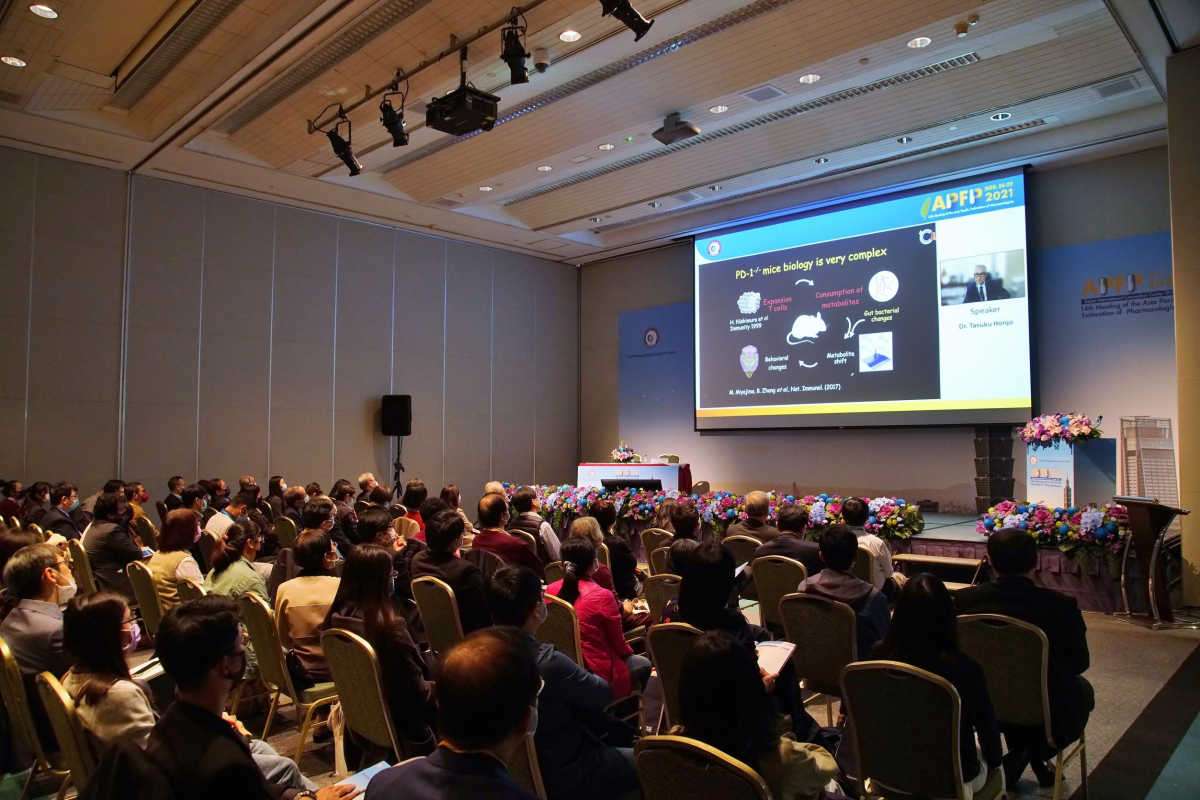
[
  {"left": 1070, "top": 512, "right": 1083, "bottom": 525},
  {"left": 994, "top": 500, "right": 1016, "bottom": 517},
  {"left": 827, "top": 502, "right": 842, "bottom": 516},
  {"left": 877, "top": 504, "right": 895, "bottom": 518},
  {"left": 1032, "top": 508, "right": 1054, "bottom": 526},
  {"left": 803, "top": 495, "right": 816, "bottom": 503},
  {"left": 975, "top": 521, "right": 988, "bottom": 534}
]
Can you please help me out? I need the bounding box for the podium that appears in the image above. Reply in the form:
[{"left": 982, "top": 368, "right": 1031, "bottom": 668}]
[{"left": 1113, "top": 495, "right": 1194, "bottom": 629}]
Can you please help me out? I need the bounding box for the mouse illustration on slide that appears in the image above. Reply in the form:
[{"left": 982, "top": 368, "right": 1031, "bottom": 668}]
[{"left": 786, "top": 312, "right": 826, "bottom": 345}]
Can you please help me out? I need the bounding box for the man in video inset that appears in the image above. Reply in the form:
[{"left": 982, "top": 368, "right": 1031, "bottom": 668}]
[{"left": 962, "top": 265, "right": 1011, "bottom": 303}]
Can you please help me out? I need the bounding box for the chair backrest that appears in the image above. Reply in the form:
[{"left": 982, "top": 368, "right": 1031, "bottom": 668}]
[
  {"left": 841, "top": 661, "right": 966, "bottom": 800},
  {"left": 721, "top": 536, "right": 761, "bottom": 572},
  {"left": 753, "top": 556, "right": 807, "bottom": 627},
  {"left": 321, "top": 629, "right": 408, "bottom": 761},
  {"left": 154, "top": 501, "right": 169, "bottom": 528},
  {"left": 126, "top": 561, "right": 165, "bottom": 635},
  {"left": 690, "top": 481, "right": 710, "bottom": 494},
  {"left": 543, "top": 561, "right": 565, "bottom": 584},
  {"left": 134, "top": 516, "right": 158, "bottom": 551},
  {"left": 29, "top": 523, "right": 46, "bottom": 542},
  {"left": 198, "top": 531, "right": 221, "bottom": 574},
  {"left": 353, "top": 501, "right": 370, "bottom": 516},
  {"left": 646, "top": 623, "right": 702, "bottom": 728},
  {"left": 958, "top": 613, "right": 1053, "bottom": 744},
  {"left": 393, "top": 516, "right": 421, "bottom": 540},
  {"left": 462, "top": 547, "right": 506, "bottom": 584},
  {"left": 851, "top": 546, "right": 873, "bottom": 584},
  {"left": 634, "top": 735, "right": 770, "bottom": 800},
  {"left": 643, "top": 574, "right": 681, "bottom": 624},
  {"left": 778, "top": 593, "right": 856, "bottom": 697},
  {"left": 0, "top": 634, "right": 53, "bottom": 768},
  {"left": 273, "top": 516, "right": 298, "bottom": 550},
  {"left": 178, "top": 578, "right": 207, "bottom": 603},
  {"left": 642, "top": 528, "right": 674, "bottom": 563},
  {"left": 511, "top": 528, "right": 539, "bottom": 553},
  {"left": 412, "top": 576, "right": 465, "bottom": 658},
  {"left": 537, "top": 594, "right": 583, "bottom": 665},
  {"left": 387, "top": 503, "right": 407, "bottom": 520},
  {"left": 649, "top": 547, "right": 670, "bottom": 577},
  {"left": 507, "top": 734, "right": 548, "bottom": 799},
  {"left": 266, "top": 548, "right": 298, "bottom": 604},
  {"left": 597, "top": 541, "right": 610, "bottom": 568},
  {"left": 36, "top": 671, "right": 97, "bottom": 791},
  {"left": 257, "top": 499, "right": 274, "bottom": 521},
  {"left": 657, "top": 454, "right": 681, "bottom": 464},
  {"left": 67, "top": 537, "right": 98, "bottom": 596},
  {"left": 238, "top": 593, "right": 298, "bottom": 702}
]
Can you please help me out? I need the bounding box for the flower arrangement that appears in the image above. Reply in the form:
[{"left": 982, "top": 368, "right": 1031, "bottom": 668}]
[
  {"left": 1018, "top": 413, "right": 1102, "bottom": 448},
  {"left": 789, "top": 494, "right": 923, "bottom": 542},
  {"left": 611, "top": 441, "right": 638, "bottom": 464},
  {"left": 976, "top": 500, "right": 1129, "bottom": 567}
]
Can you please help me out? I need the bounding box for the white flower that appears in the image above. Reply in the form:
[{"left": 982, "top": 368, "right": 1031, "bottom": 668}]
[
  {"left": 1080, "top": 508, "right": 1104, "bottom": 532},
  {"left": 1003, "top": 514, "right": 1023, "bottom": 529},
  {"left": 810, "top": 501, "right": 827, "bottom": 525},
  {"left": 868, "top": 497, "right": 891, "bottom": 513}
]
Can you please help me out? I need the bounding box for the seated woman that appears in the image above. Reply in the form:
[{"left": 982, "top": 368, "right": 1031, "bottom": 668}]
[
  {"left": 678, "top": 631, "right": 845, "bottom": 800},
  {"left": 275, "top": 531, "right": 340, "bottom": 688},
  {"left": 147, "top": 510, "right": 204, "bottom": 611},
  {"left": 588, "top": 500, "right": 643, "bottom": 601},
  {"left": 568, "top": 517, "right": 649, "bottom": 632},
  {"left": 400, "top": 479, "right": 429, "bottom": 537},
  {"left": 651, "top": 498, "right": 678, "bottom": 535},
  {"left": 203, "top": 522, "right": 269, "bottom": 601},
  {"left": 319, "top": 544, "right": 435, "bottom": 754},
  {"left": 547, "top": 537, "right": 650, "bottom": 698},
  {"left": 872, "top": 574, "right": 1003, "bottom": 796},
  {"left": 440, "top": 484, "right": 476, "bottom": 542}
]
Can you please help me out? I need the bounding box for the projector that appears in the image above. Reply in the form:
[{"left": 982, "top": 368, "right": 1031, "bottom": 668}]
[
  {"left": 652, "top": 111, "right": 700, "bottom": 145},
  {"left": 425, "top": 85, "right": 501, "bottom": 136}
]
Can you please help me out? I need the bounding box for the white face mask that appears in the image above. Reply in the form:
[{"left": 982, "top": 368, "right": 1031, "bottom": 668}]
[{"left": 57, "top": 576, "right": 78, "bottom": 606}]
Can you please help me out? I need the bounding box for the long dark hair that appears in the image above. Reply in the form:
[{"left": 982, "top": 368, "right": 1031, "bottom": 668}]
[
  {"left": 873, "top": 573, "right": 959, "bottom": 667},
  {"left": 63, "top": 592, "right": 133, "bottom": 706},
  {"left": 557, "top": 536, "right": 596, "bottom": 605},
  {"left": 652, "top": 498, "right": 678, "bottom": 532},
  {"left": 268, "top": 476, "right": 285, "bottom": 499},
  {"left": 678, "top": 541, "right": 735, "bottom": 630},
  {"left": 320, "top": 545, "right": 399, "bottom": 643},
  {"left": 210, "top": 522, "right": 259, "bottom": 577},
  {"left": 439, "top": 484, "right": 461, "bottom": 510},
  {"left": 400, "top": 479, "right": 428, "bottom": 510},
  {"left": 679, "top": 630, "right": 774, "bottom": 767}
]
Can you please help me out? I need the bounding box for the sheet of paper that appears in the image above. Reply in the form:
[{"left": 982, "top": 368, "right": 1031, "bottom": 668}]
[
  {"left": 336, "top": 761, "right": 390, "bottom": 791},
  {"left": 756, "top": 641, "right": 795, "bottom": 676}
]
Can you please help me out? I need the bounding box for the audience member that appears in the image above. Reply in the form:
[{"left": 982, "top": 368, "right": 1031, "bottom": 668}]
[
  {"left": 507, "top": 487, "right": 562, "bottom": 564},
  {"left": 208, "top": 478, "right": 231, "bottom": 512},
  {"left": 400, "top": 479, "right": 429, "bottom": 533},
  {"left": 410, "top": 510, "right": 491, "bottom": 634},
  {"left": 567, "top": 517, "right": 647, "bottom": 632},
  {"left": 368, "top": 485, "right": 392, "bottom": 506},
  {"left": 42, "top": 482, "right": 82, "bottom": 540},
  {"left": 873, "top": 575, "right": 1002, "bottom": 793},
  {"left": 678, "top": 631, "right": 842, "bottom": 800},
  {"left": 755, "top": 503, "right": 821, "bottom": 576},
  {"left": 81, "top": 479, "right": 126, "bottom": 518},
  {"left": 164, "top": 476, "right": 186, "bottom": 511},
  {"left": 487, "top": 565, "right": 640, "bottom": 800},
  {"left": 239, "top": 476, "right": 257, "bottom": 492},
  {"left": 20, "top": 482, "right": 51, "bottom": 527},
  {"left": 181, "top": 483, "right": 208, "bottom": 521},
  {"left": 330, "top": 480, "right": 360, "bottom": 545},
  {"left": 0, "top": 480, "right": 23, "bottom": 519},
  {"left": 839, "top": 498, "right": 903, "bottom": 596},
  {"left": 726, "top": 491, "right": 781, "bottom": 543},
  {"left": 357, "top": 506, "right": 424, "bottom": 639},
  {"left": 83, "top": 492, "right": 143, "bottom": 599},
  {"left": 275, "top": 530, "right": 340, "bottom": 688},
  {"left": 0, "top": 528, "right": 42, "bottom": 611},
  {"left": 651, "top": 498, "right": 678, "bottom": 533},
  {"left": 149, "top": 597, "right": 347, "bottom": 800},
  {"left": 670, "top": 501, "right": 701, "bottom": 541},
  {"left": 302, "top": 495, "right": 353, "bottom": 556},
  {"left": 415, "top": 497, "right": 449, "bottom": 543},
  {"left": 266, "top": 476, "right": 287, "bottom": 519},
  {"left": 474, "top": 493, "right": 544, "bottom": 575},
  {"left": 589, "top": 500, "right": 641, "bottom": 601},
  {"left": 798, "top": 525, "right": 889, "bottom": 658},
  {"left": 305, "top": 481, "right": 323, "bottom": 499},
  {"left": 663, "top": 537, "right": 701, "bottom": 577},
  {"left": 147, "top": 509, "right": 205, "bottom": 610},
  {"left": 357, "top": 473, "right": 378, "bottom": 503},
  {"left": 204, "top": 491, "right": 249, "bottom": 540},
  {"left": 440, "top": 484, "right": 476, "bottom": 536},
  {"left": 320, "top": 544, "right": 436, "bottom": 751},
  {"left": 238, "top": 483, "right": 278, "bottom": 555},
  {"left": 124, "top": 481, "right": 159, "bottom": 543},
  {"left": 956, "top": 528, "right": 1094, "bottom": 786},
  {"left": 547, "top": 537, "right": 649, "bottom": 697},
  {"left": 204, "top": 522, "right": 269, "bottom": 601},
  {"left": 283, "top": 485, "right": 308, "bottom": 527},
  {"left": 366, "top": 628, "right": 542, "bottom": 800},
  {"left": 483, "top": 480, "right": 506, "bottom": 497}
]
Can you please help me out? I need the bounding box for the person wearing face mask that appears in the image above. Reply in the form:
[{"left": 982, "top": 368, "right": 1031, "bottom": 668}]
[
  {"left": 205, "top": 491, "right": 251, "bottom": 540},
  {"left": 148, "top": 596, "right": 352, "bottom": 800},
  {"left": 320, "top": 544, "right": 435, "bottom": 752},
  {"left": 274, "top": 528, "right": 340, "bottom": 691},
  {"left": 124, "top": 481, "right": 160, "bottom": 543},
  {"left": 267, "top": 476, "right": 288, "bottom": 519},
  {"left": 487, "top": 566, "right": 641, "bottom": 800},
  {"left": 83, "top": 491, "right": 145, "bottom": 600},
  {"left": 301, "top": 494, "right": 353, "bottom": 558},
  {"left": 41, "top": 482, "right": 83, "bottom": 541},
  {"left": 282, "top": 485, "right": 308, "bottom": 528},
  {"left": 147, "top": 510, "right": 206, "bottom": 610},
  {"left": 366, "top": 627, "right": 542, "bottom": 800},
  {"left": 205, "top": 522, "right": 269, "bottom": 601}
]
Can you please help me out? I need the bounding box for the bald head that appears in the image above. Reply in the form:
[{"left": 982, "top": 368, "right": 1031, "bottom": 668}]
[
  {"left": 477, "top": 492, "right": 509, "bottom": 529},
  {"left": 436, "top": 628, "right": 540, "bottom": 750}
]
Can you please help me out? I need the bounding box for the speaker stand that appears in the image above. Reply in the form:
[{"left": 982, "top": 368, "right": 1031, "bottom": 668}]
[{"left": 392, "top": 435, "right": 406, "bottom": 497}]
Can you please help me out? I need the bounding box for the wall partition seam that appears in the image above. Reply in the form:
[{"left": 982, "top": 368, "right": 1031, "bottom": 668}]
[
  {"left": 389, "top": 230, "right": 396, "bottom": 475},
  {"left": 332, "top": 219, "right": 340, "bottom": 486},
  {"left": 441, "top": 239, "right": 448, "bottom": 489},
  {"left": 117, "top": 174, "right": 133, "bottom": 476},
  {"left": 267, "top": 204, "right": 277, "bottom": 477},
  {"left": 576, "top": 265, "right": 582, "bottom": 469},
  {"left": 22, "top": 157, "right": 39, "bottom": 480},
  {"left": 489, "top": 255, "right": 494, "bottom": 483},
  {"left": 195, "top": 193, "right": 207, "bottom": 479}
]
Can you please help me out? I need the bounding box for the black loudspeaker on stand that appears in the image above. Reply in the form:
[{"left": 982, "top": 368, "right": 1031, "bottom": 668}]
[{"left": 382, "top": 395, "right": 411, "bottom": 496}]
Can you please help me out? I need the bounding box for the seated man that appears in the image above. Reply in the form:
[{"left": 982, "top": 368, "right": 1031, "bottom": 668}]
[
  {"left": 725, "top": 491, "right": 780, "bottom": 543},
  {"left": 329, "top": 480, "right": 359, "bottom": 545},
  {"left": 798, "top": 524, "right": 890, "bottom": 659},
  {"left": 164, "top": 475, "right": 185, "bottom": 511},
  {"left": 125, "top": 481, "right": 159, "bottom": 543},
  {"left": 205, "top": 491, "right": 249, "bottom": 540},
  {"left": 669, "top": 501, "right": 701, "bottom": 541},
  {"left": 366, "top": 627, "right": 542, "bottom": 800},
  {"left": 83, "top": 492, "right": 144, "bottom": 599},
  {"left": 839, "top": 497, "right": 904, "bottom": 596},
  {"left": 956, "top": 528, "right": 1094, "bottom": 786},
  {"left": 41, "top": 482, "right": 82, "bottom": 541},
  {"left": 149, "top": 596, "right": 353, "bottom": 800},
  {"left": 472, "top": 493, "right": 544, "bottom": 576},
  {"left": 506, "top": 487, "right": 562, "bottom": 564},
  {"left": 282, "top": 485, "right": 308, "bottom": 527},
  {"left": 487, "top": 566, "right": 640, "bottom": 800},
  {"left": 357, "top": 472, "right": 378, "bottom": 503},
  {"left": 301, "top": 495, "right": 353, "bottom": 556},
  {"left": 754, "top": 503, "right": 821, "bottom": 577},
  {"left": 410, "top": 510, "right": 491, "bottom": 633}
]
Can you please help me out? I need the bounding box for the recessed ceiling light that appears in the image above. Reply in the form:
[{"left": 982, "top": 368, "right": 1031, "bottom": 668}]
[
  {"left": 813, "top": 157, "right": 828, "bottom": 164},
  {"left": 478, "top": 186, "right": 493, "bottom": 192},
  {"left": 990, "top": 112, "right": 1011, "bottom": 121},
  {"left": 897, "top": 136, "right": 913, "bottom": 143},
  {"left": 798, "top": 73, "right": 820, "bottom": 84},
  {"left": 709, "top": 104, "right": 728, "bottom": 114},
  {"left": 598, "top": 143, "right": 614, "bottom": 150},
  {"left": 949, "top": 125, "right": 957, "bottom": 131},
  {"left": 590, "top": 217, "right": 602, "bottom": 222},
  {"left": 29, "top": 4, "right": 56, "bottom": 18},
  {"left": 559, "top": 30, "right": 581, "bottom": 42},
  {"left": 649, "top": 202, "right": 662, "bottom": 207},
  {"left": 710, "top": 185, "right": 721, "bottom": 191},
  {"left": 537, "top": 165, "right": 553, "bottom": 172},
  {"left": 1, "top": 55, "right": 26, "bottom": 67},
  {"left": 907, "top": 36, "right": 931, "bottom": 48}
]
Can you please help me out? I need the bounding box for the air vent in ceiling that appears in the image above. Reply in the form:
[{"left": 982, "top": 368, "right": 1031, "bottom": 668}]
[
  {"left": 672, "top": 190, "right": 704, "bottom": 203},
  {"left": 430, "top": 197, "right": 464, "bottom": 208},
  {"left": 1093, "top": 76, "right": 1138, "bottom": 99},
  {"left": 0, "top": 89, "right": 21, "bottom": 105},
  {"left": 741, "top": 84, "right": 786, "bottom": 103}
]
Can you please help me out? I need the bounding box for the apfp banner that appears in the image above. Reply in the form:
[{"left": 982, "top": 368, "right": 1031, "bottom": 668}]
[{"left": 1026, "top": 441, "right": 1075, "bottom": 507}]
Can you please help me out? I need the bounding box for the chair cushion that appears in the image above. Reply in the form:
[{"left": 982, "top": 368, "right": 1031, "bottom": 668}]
[{"left": 299, "top": 681, "right": 338, "bottom": 705}]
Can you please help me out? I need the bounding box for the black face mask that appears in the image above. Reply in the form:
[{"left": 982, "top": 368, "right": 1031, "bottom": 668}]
[{"left": 223, "top": 652, "right": 247, "bottom": 687}]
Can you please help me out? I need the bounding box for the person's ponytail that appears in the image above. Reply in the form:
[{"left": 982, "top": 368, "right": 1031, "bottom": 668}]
[
  {"left": 557, "top": 537, "right": 595, "bottom": 605},
  {"left": 211, "top": 522, "right": 255, "bottom": 578}
]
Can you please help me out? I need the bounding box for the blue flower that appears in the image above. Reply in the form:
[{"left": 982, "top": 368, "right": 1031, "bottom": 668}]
[
  {"left": 691, "top": 494, "right": 699, "bottom": 500},
  {"left": 868, "top": 516, "right": 877, "bottom": 525},
  {"left": 1059, "top": 523, "right": 1071, "bottom": 534},
  {"left": 785, "top": 495, "right": 795, "bottom": 502},
  {"left": 1105, "top": 521, "right": 1118, "bottom": 533},
  {"left": 1059, "top": 416, "right": 1071, "bottom": 425},
  {"left": 819, "top": 493, "right": 829, "bottom": 501},
  {"left": 1018, "top": 521, "right": 1028, "bottom": 530},
  {"left": 1067, "top": 507, "right": 1078, "bottom": 515},
  {"left": 984, "top": 518, "right": 995, "bottom": 529},
  {"left": 726, "top": 508, "right": 736, "bottom": 518},
  {"left": 1053, "top": 507, "right": 1063, "bottom": 515},
  {"left": 1095, "top": 528, "right": 1108, "bottom": 541},
  {"left": 1017, "top": 505, "right": 1028, "bottom": 514}
]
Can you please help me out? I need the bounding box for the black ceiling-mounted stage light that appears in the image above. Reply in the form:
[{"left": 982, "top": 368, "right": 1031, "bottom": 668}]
[
  {"left": 500, "top": 9, "right": 530, "bottom": 85},
  {"left": 379, "top": 69, "right": 410, "bottom": 147},
  {"left": 316, "top": 105, "right": 362, "bottom": 176},
  {"left": 600, "top": 0, "right": 654, "bottom": 41}
]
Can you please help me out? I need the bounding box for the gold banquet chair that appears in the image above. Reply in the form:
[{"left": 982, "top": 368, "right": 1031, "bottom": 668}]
[
  {"left": 959, "top": 614, "right": 1087, "bottom": 800},
  {"left": 273, "top": 515, "right": 298, "bottom": 550},
  {"left": 543, "top": 561, "right": 565, "bottom": 585},
  {"left": 36, "top": 672, "right": 98, "bottom": 797},
  {"left": 507, "top": 734, "right": 549, "bottom": 800},
  {"left": 537, "top": 594, "right": 584, "bottom": 665},
  {"left": 649, "top": 547, "right": 670, "bottom": 577},
  {"left": 841, "top": 661, "right": 1006, "bottom": 800},
  {"left": 127, "top": 561, "right": 166, "bottom": 636},
  {"left": 134, "top": 515, "right": 158, "bottom": 551},
  {"left": 721, "top": 536, "right": 761, "bottom": 572},
  {"left": 0, "top": 636, "right": 68, "bottom": 800},
  {"left": 238, "top": 593, "right": 338, "bottom": 761},
  {"left": 597, "top": 541, "right": 611, "bottom": 569},
  {"left": 67, "top": 538, "right": 98, "bottom": 596},
  {"left": 646, "top": 622, "right": 702, "bottom": 730},
  {"left": 641, "top": 528, "right": 674, "bottom": 565},
  {"left": 643, "top": 574, "right": 681, "bottom": 625},
  {"left": 178, "top": 577, "right": 207, "bottom": 603},
  {"left": 753, "top": 556, "right": 807, "bottom": 630},
  {"left": 412, "top": 576, "right": 465, "bottom": 659},
  {"left": 635, "top": 735, "right": 770, "bottom": 800},
  {"left": 387, "top": 503, "right": 407, "bottom": 520},
  {"left": 779, "top": 593, "right": 856, "bottom": 726},
  {"left": 851, "top": 546, "right": 874, "bottom": 585}
]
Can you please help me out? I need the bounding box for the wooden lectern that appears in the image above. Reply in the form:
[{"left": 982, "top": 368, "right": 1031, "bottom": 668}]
[{"left": 1113, "top": 495, "right": 1194, "bottom": 630}]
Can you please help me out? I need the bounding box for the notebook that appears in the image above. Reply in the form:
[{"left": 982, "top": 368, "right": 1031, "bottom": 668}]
[
  {"left": 756, "top": 641, "right": 795, "bottom": 676},
  {"left": 336, "top": 761, "right": 390, "bottom": 792}
]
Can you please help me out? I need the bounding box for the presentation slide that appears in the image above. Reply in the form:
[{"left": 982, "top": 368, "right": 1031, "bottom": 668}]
[{"left": 694, "top": 168, "right": 1031, "bottom": 429}]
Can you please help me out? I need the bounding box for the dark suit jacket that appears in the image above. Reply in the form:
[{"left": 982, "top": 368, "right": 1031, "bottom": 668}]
[
  {"left": 83, "top": 521, "right": 144, "bottom": 598},
  {"left": 163, "top": 493, "right": 183, "bottom": 512},
  {"left": 755, "top": 532, "right": 822, "bottom": 577},
  {"left": 726, "top": 518, "right": 780, "bottom": 543},
  {"left": 366, "top": 746, "right": 537, "bottom": 800},
  {"left": 41, "top": 506, "right": 82, "bottom": 540},
  {"left": 962, "top": 279, "right": 1011, "bottom": 303},
  {"left": 147, "top": 702, "right": 286, "bottom": 800},
  {"left": 410, "top": 550, "right": 491, "bottom": 634},
  {"left": 956, "top": 576, "right": 1090, "bottom": 744},
  {"left": 333, "top": 500, "right": 359, "bottom": 545},
  {"left": 23, "top": 502, "right": 49, "bottom": 527},
  {"left": 0, "top": 599, "right": 69, "bottom": 750}
]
